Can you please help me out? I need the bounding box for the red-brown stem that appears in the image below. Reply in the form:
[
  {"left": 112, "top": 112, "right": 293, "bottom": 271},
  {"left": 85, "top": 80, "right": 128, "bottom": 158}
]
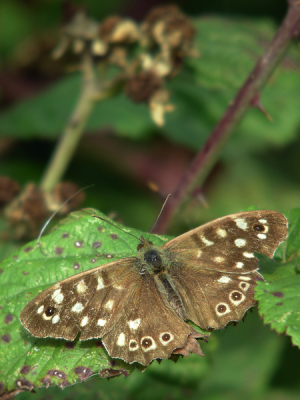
[{"left": 153, "top": 0, "right": 300, "bottom": 234}]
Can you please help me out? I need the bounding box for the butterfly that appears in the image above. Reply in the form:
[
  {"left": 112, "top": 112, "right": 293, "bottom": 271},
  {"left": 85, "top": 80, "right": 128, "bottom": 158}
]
[{"left": 20, "top": 210, "right": 288, "bottom": 366}]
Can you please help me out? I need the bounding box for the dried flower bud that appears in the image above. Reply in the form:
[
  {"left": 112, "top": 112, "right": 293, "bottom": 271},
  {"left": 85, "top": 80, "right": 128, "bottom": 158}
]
[
  {"left": 125, "top": 71, "right": 163, "bottom": 103},
  {"left": 109, "top": 20, "right": 141, "bottom": 44},
  {"left": 50, "top": 182, "right": 85, "bottom": 212},
  {"left": 140, "top": 54, "right": 171, "bottom": 77},
  {"left": 149, "top": 88, "right": 175, "bottom": 126},
  {"left": 0, "top": 176, "right": 20, "bottom": 208},
  {"left": 143, "top": 5, "right": 180, "bottom": 33},
  {"left": 21, "top": 185, "right": 48, "bottom": 222},
  {"left": 99, "top": 16, "right": 122, "bottom": 41},
  {"left": 3, "top": 182, "right": 85, "bottom": 239},
  {"left": 61, "top": 2, "right": 87, "bottom": 25},
  {"left": 99, "top": 16, "right": 141, "bottom": 46},
  {"left": 91, "top": 39, "right": 108, "bottom": 56},
  {"left": 4, "top": 183, "right": 48, "bottom": 238},
  {"left": 141, "top": 5, "right": 196, "bottom": 77},
  {"left": 52, "top": 8, "right": 99, "bottom": 58}
]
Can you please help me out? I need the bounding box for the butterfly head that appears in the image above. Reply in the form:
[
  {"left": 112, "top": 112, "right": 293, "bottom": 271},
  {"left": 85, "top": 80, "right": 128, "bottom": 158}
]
[{"left": 136, "top": 237, "right": 169, "bottom": 275}]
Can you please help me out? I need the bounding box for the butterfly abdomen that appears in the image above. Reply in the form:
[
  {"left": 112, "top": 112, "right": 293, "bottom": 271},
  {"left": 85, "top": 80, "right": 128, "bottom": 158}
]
[{"left": 155, "top": 274, "right": 186, "bottom": 319}]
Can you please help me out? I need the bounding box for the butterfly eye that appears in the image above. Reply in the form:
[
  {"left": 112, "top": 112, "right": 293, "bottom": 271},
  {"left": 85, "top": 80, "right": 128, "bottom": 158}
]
[{"left": 252, "top": 224, "right": 265, "bottom": 232}]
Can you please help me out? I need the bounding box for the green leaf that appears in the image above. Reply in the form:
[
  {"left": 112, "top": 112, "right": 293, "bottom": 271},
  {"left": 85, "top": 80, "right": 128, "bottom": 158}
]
[
  {"left": 0, "top": 74, "right": 152, "bottom": 140},
  {"left": 255, "top": 208, "right": 300, "bottom": 349},
  {"left": 0, "top": 209, "right": 172, "bottom": 393},
  {"left": 13, "top": 352, "right": 211, "bottom": 400},
  {"left": 285, "top": 208, "right": 300, "bottom": 260},
  {"left": 200, "top": 309, "right": 287, "bottom": 398},
  {"left": 255, "top": 258, "right": 300, "bottom": 347}
]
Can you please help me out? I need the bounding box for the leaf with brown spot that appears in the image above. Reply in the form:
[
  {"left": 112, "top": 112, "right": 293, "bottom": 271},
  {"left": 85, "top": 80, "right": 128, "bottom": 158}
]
[
  {"left": 0, "top": 209, "right": 148, "bottom": 392},
  {"left": 255, "top": 209, "right": 300, "bottom": 349}
]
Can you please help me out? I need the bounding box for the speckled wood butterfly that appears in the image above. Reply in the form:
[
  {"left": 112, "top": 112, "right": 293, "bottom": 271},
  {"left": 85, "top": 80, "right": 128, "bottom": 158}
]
[{"left": 20, "top": 210, "right": 288, "bottom": 366}]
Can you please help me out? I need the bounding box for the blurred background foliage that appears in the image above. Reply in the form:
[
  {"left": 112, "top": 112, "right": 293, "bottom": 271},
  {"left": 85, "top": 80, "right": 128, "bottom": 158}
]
[{"left": 0, "top": 0, "right": 300, "bottom": 399}]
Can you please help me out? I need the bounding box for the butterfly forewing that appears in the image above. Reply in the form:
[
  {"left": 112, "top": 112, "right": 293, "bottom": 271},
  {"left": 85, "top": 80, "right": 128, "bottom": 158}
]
[
  {"left": 165, "top": 211, "right": 288, "bottom": 271},
  {"left": 20, "top": 258, "right": 138, "bottom": 340},
  {"left": 164, "top": 211, "right": 288, "bottom": 329}
]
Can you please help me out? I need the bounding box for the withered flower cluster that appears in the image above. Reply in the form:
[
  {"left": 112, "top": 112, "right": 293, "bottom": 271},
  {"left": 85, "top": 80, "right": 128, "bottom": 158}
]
[
  {"left": 1, "top": 177, "right": 85, "bottom": 239},
  {"left": 53, "top": 4, "right": 197, "bottom": 126}
]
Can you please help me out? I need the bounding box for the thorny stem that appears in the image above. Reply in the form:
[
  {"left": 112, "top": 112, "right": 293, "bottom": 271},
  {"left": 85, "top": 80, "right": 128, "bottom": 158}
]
[
  {"left": 153, "top": 0, "right": 300, "bottom": 234},
  {"left": 40, "top": 52, "right": 122, "bottom": 191}
]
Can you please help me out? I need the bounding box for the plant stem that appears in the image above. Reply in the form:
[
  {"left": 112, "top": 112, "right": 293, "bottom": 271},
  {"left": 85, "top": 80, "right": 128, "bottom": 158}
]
[
  {"left": 153, "top": 0, "right": 300, "bottom": 234},
  {"left": 40, "top": 51, "right": 97, "bottom": 192}
]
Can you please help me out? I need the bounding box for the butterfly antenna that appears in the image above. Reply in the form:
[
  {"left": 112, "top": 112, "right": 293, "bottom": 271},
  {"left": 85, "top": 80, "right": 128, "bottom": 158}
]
[
  {"left": 37, "top": 184, "right": 94, "bottom": 245},
  {"left": 92, "top": 215, "right": 141, "bottom": 242},
  {"left": 149, "top": 194, "right": 171, "bottom": 235}
]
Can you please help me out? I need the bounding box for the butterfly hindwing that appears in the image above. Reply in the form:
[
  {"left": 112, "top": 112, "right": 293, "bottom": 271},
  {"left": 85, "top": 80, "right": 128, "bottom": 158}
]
[
  {"left": 171, "top": 267, "right": 260, "bottom": 329},
  {"left": 102, "top": 276, "right": 195, "bottom": 365}
]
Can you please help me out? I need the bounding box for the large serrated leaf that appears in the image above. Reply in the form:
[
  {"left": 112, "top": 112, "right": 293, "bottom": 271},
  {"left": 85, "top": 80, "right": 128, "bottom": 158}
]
[
  {"left": 255, "top": 258, "right": 300, "bottom": 348},
  {"left": 255, "top": 208, "right": 300, "bottom": 349},
  {"left": 285, "top": 208, "right": 300, "bottom": 260},
  {"left": 0, "top": 208, "right": 174, "bottom": 393}
]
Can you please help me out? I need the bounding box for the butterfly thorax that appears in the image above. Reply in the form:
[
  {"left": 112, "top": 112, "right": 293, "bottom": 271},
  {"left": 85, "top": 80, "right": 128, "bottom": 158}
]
[{"left": 136, "top": 238, "right": 186, "bottom": 319}]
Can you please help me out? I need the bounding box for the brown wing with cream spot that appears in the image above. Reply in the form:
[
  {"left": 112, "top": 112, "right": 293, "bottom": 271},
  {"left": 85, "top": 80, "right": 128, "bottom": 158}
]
[
  {"left": 164, "top": 211, "right": 288, "bottom": 330},
  {"left": 20, "top": 258, "right": 138, "bottom": 341},
  {"left": 102, "top": 276, "right": 195, "bottom": 365}
]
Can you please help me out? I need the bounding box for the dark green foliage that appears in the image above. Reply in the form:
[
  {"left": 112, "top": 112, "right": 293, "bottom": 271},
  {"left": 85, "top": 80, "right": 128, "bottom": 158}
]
[{"left": 255, "top": 208, "right": 300, "bottom": 348}]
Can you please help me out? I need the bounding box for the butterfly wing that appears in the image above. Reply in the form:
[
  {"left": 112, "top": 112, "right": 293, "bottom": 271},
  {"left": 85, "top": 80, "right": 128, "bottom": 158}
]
[
  {"left": 102, "top": 276, "right": 195, "bottom": 365},
  {"left": 164, "top": 211, "right": 288, "bottom": 330},
  {"left": 20, "top": 258, "right": 138, "bottom": 341}
]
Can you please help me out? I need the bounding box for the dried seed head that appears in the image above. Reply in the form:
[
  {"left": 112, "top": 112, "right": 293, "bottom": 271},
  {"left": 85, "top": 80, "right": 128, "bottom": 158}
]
[
  {"left": 61, "top": 2, "right": 87, "bottom": 25},
  {"left": 21, "top": 185, "right": 48, "bottom": 222},
  {"left": 125, "top": 70, "right": 163, "bottom": 103},
  {"left": 143, "top": 5, "right": 181, "bottom": 33},
  {"left": 50, "top": 182, "right": 85, "bottom": 213},
  {"left": 0, "top": 176, "right": 20, "bottom": 208},
  {"left": 141, "top": 5, "right": 196, "bottom": 77},
  {"left": 53, "top": 7, "right": 99, "bottom": 58},
  {"left": 4, "top": 183, "right": 48, "bottom": 239},
  {"left": 149, "top": 88, "right": 174, "bottom": 126},
  {"left": 99, "top": 16, "right": 122, "bottom": 41}
]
